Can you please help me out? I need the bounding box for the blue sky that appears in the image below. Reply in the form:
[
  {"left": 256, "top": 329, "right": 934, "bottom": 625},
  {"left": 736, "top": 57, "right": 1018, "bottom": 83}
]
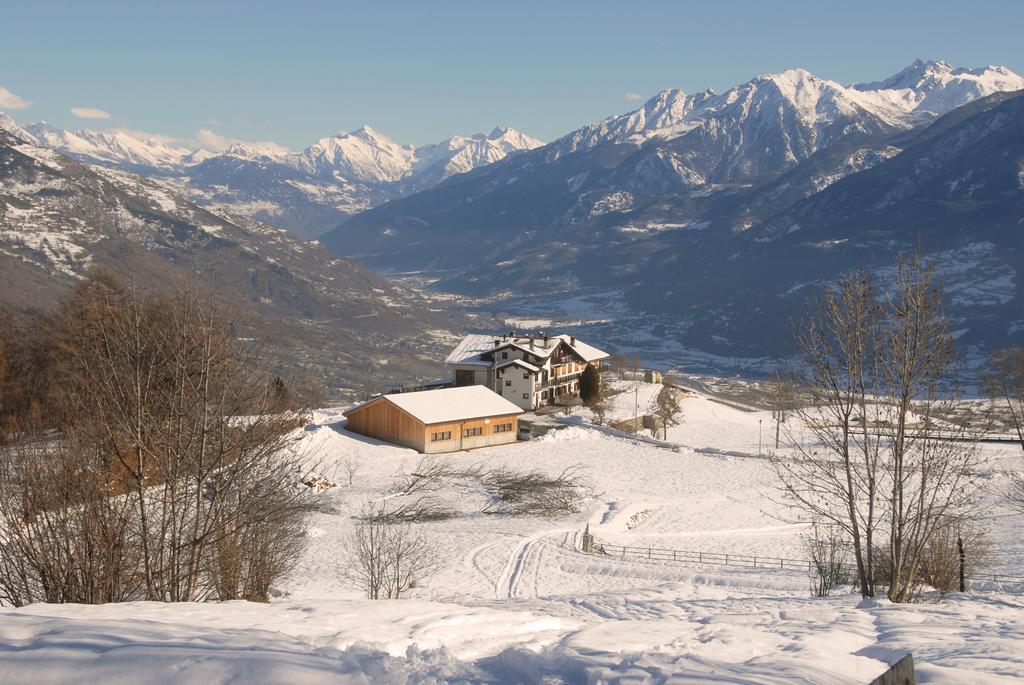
[{"left": 2, "top": 0, "right": 1022, "bottom": 150}]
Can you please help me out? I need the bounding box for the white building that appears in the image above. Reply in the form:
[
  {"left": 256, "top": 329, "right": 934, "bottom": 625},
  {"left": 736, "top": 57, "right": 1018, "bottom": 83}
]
[{"left": 444, "top": 332, "right": 610, "bottom": 411}]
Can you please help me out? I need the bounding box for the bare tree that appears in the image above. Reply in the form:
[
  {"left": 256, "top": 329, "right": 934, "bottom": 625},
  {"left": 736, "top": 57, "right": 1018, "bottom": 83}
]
[
  {"left": 919, "top": 521, "right": 990, "bottom": 594},
  {"left": 876, "top": 254, "right": 985, "bottom": 602},
  {"left": 345, "top": 505, "right": 392, "bottom": 600},
  {"left": 773, "top": 255, "right": 987, "bottom": 603},
  {"left": 342, "top": 457, "right": 359, "bottom": 487},
  {"left": 770, "top": 269, "right": 884, "bottom": 598},
  {"left": 983, "top": 347, "right": 1024, "bottom": 449},
  {"left": 766, "top": 374, "right": 797, "bottom": 449},
  {"left": 804, "top": 522, "right": 850, "bottom": 597},
  {"left": 0, "top": 273, "right": 321, "bottom": 606},
  {"left": 345, "top": 502, "right": 440, "bottom": 599},
  {"left": 651, "top": 380, "right": 683, "bottom": 440},
  {"left": 982, "top": 347, "right": 1024, "bottom": 512}
]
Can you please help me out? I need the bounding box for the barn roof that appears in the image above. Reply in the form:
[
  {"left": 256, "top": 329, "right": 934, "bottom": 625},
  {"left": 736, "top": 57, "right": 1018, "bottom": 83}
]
[{"left": 345, "top": 385, "right": 523, "bottom": 425}]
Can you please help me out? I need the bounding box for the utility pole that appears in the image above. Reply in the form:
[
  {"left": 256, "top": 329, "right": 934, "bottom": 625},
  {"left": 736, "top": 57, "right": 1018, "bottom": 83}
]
[
  {"left": 758, "top": 419, "right": 763, "bottom": 456},
  {"left": 634, "top": 384, "right": 639, "bottom": 434},
  {"left": 958, "top": 534, "right": 965, "bottom": 593}
]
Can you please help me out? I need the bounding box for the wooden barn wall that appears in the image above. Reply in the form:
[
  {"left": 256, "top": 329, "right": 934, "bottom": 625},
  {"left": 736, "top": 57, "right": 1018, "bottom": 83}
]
[
  {"left": 346, "top": 399, "right": 426, "bottom": 451},
  {"left": 423, "top": 413, "right": 520, "bottom": 453}
]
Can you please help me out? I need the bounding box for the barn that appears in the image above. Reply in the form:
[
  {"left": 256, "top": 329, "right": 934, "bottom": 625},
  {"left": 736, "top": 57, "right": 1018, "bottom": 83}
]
[{"left": 343, "top": 385, "right": 524, "bottom": 454}]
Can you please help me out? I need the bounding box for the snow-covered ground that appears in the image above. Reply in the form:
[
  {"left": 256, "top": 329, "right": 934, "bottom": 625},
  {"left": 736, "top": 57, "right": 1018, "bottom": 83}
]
[{"left": 3, "top": 384, "right": 1024, "bottom": 683}]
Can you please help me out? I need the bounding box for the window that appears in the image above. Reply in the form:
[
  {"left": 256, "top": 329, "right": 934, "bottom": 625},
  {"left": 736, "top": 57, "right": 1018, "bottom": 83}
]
[
  {"left": 493, "top": 422, "right": 513, "bottom": 433},
  {"left": 463, "top": 426, "right": 483, "bottom": 437},
  {"left": 523, "top": 393, "right": 529, "bottom": 399},
  {"left": 505, "top": 380, "right": 512, "bottom": 387},
  {"left": 431, "top": 431, "right": 451, "bottom": 442},
  {"left": 502, "top": 352, "right": 508, "bottom": 359},
  {"left": 523, "top": 373, "right": 529, "bottom": 379}
]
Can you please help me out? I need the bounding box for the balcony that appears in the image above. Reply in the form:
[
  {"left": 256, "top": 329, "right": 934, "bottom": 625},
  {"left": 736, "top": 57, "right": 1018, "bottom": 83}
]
[{"left": 540, "top": 371, "right": 582, "bottom": 390}]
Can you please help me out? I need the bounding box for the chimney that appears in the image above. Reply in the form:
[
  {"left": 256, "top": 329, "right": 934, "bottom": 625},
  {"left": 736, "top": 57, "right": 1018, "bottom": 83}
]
[
  {"left": 542, "top": 332, "right": 549, "bottom": 346},
  {"left": 494, "top": 339, "right": 500, "bottom": 347},
  {"left": 529, "top": 337, "right": 535, "bottom": 350},
  {"left": 570, "top": 336, "right": 576, "bottom": 346}
]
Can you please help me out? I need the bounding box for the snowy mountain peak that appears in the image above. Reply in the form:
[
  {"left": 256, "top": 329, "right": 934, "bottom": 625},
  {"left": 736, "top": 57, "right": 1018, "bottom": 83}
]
[
  {"left": 484, "top": 126, "right": 543, "bottom": 150},
  {"left": 853, "top": 60, "right": 1024, "bottom": 115},
  {"left": 222, "top": 141, "right": 292, "bottom": 161},
  {"left": 763, "top": 67, "right": 818, "bottom": 84},
  {"left": 551, "top": 60, "right": 1024, "bottom": 159},
  {"left": 351, "top": 124, "right": 390, "bottom": 142},
  {"left": 0, "top": 111, "right": 37, "bottom": 144},
  {"left": 299, "top": 124, "right": 541, "bottom": 184},
  {"left": 858, "top": 58, "right": 955, "bottom": 91}
]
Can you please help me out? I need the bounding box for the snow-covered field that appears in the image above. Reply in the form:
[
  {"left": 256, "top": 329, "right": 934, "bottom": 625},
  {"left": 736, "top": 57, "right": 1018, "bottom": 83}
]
[{"left": 3, "top": 385, "right": 1024, "bottom": 683}]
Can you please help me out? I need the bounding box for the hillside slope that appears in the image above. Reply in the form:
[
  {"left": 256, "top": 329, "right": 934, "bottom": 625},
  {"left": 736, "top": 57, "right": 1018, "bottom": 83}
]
[{"left": 0, "top": 128, "right": 468, "bottom": 393}]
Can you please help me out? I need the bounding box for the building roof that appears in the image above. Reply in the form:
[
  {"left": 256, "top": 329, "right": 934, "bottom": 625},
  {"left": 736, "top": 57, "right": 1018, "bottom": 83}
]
[
  {"left": 497, "top": 359, "right": 541, "bottom": 373},
  {"left": 345, "top": 385, "right": 523, "bottom": 425},
  {"left": 554, "top": 334, "right": 610, "bottom": 362},
  {"left": 445, "top": 332, "right": 610, "bottom": 366},
  {"left": 444, "top": 334, "right": 496, "bottom": 366}
]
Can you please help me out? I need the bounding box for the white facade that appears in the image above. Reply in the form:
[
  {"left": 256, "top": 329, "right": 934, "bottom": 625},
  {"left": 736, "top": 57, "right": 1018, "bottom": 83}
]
[{"left": 445, "top": 332, "right": 609, "bottom": 411}]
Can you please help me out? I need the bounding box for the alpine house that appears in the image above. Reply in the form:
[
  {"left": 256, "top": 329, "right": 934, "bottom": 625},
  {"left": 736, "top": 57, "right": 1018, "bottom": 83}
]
[{"left": 445, "top": 332, "right": 610, "bottom": 411}]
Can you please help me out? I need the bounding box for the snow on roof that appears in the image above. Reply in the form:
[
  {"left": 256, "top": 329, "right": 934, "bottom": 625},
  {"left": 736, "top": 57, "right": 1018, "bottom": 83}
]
[
  {"left": 497, "top": 359, "right": 540, "bottom": 373},
  {"left": 444, "top": 334, "right": 497, "bottom": 366},
  {"left": 555, "top": 335, "right": 610, "bottom": 362},
  {"left": 446, "top": 332, "right": 610, "bottom": 366},
  {"left": 348, "top": 385, "right": 523, "bottom": 425}
]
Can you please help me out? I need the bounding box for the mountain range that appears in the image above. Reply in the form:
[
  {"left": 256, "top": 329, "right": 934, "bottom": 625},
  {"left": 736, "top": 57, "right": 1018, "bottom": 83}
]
[
  {"left": 3, "top": 59, "right": 1023, "bottom": 371},
  {"left": 0, "top": 125, "right": 472, "bottom": 393},
  {"left": 315, "top": 60, "right": 1024, "bottom": 363},
  {"left": 0, "top": 116, "right": 542, "bottom": 240}
]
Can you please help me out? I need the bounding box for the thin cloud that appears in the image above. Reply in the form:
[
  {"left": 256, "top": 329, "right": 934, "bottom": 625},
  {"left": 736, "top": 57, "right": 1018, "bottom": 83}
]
[
  {"left": 194, "top": 128, "right": 289, "bottom": 155},
  {"left": 624, "top": 92, "right": 645, "bottom": 103},
  {"left": 108, "top": 127, "right": 178, "bottom": 145},
  {"left": 0, "top": 86, "right": 31, "bottom": 110},
  {"left": 71, "top": 107, "right": 111, "bottom": 119},
  {"left": 194, "top": 128, "right": 233, "bottom": 151}
]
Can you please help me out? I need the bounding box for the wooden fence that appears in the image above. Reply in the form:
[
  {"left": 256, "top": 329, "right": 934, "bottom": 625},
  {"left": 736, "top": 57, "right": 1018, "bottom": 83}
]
[{"left": 583, "top": 537, "right": 1024, "bottom": 587}]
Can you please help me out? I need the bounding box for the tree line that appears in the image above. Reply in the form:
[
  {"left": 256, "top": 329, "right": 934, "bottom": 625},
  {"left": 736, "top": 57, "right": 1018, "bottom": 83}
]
[{"left": 0, "top": 271, "right": 322, "bottom": 606}]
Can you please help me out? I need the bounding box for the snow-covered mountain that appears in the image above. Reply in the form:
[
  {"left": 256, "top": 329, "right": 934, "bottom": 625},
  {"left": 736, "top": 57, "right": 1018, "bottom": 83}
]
[
  {"left": 853, "top": 58, "right": 1024, "bottom": 116},
  {"left": 0, "top": 125, "right": 466, "bottom": 390},
  {"left": 0, "top": 115, "right": 543, "bottom": 239},
  {"left": 550, "top": 61, "right": 1024, "bottom": 164},
  {"left": 20, "top": 122, "right": 205, "bottom": 171},
  {"left": 330, "top": 59, "right": 1024, "bottom": 262},
  {"left": 297, "top": 124, "right": 543, "bottom": 185},
  {"left": 324, "top": 61, "right": 1024, "bottom": 359}
]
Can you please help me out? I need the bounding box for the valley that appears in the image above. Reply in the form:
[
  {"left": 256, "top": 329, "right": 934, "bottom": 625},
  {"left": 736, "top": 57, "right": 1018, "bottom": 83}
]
[{"left": 3, "top": 24, "right": 1024, "bottom": 683}]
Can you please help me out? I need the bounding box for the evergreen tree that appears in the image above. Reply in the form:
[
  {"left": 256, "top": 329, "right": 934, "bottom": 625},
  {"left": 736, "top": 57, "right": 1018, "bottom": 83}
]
[{"left": 579, "top": 363, "right": 601, "bottom": 406}]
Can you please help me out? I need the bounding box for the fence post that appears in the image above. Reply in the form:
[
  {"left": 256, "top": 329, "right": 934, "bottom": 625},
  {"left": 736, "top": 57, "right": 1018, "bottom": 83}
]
[
  {"left": 699, "top": 551, "right": 702, "bottom": 563},
  {"left": 753, "top": 556, "right": 757, "bottom": 568},
  {"left": 673, "top": 549, "right": 677, "bottom": 561},
  {"left": 725, "top": 554, "right": 729, "bottom": 565},
  {"left": 648, "top": 548, "right": 651, "bottom": 559}
]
